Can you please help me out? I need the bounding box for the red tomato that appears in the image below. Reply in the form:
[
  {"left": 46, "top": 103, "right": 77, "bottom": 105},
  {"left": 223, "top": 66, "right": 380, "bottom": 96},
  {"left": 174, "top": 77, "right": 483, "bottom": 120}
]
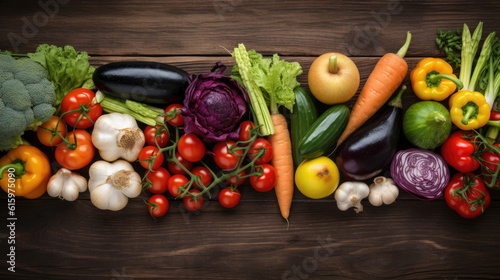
[
  {"left": 213, "top": 140, "right": 243, "bottom": 170},
  {"left": 146, "top": 167, "right": 170, "bottom": 194},
  {"left": 218, "top": 187, "right": 241, "bottom": 208},
  {"left": 444, "top": 172, "right": 491, "bottom": 218},
  {"left": 144, "top": 125, "right": 170, "bottom": 147},
  {"left": 167, "top": 152, "right": 193, "bottom": 175},
  {"left": 183, "top": 190, "right": 204, "bottom": 211},
  {"left": 167, "top": 174, "right": 189, "bottom": 197},
  {"left": 227, "top": 169, "right": 248, "bottom": 187},
  {"left": 178, "top": 134, "right": 206, "bottom": 162},
  {"left": 37, "top": 116, "right": 67, "bottom": 146},
  {"left": 147, "top": 194, "right": 169, "bottom": 218},
  {"left": 238, "top": 120, "right": 255, "bottom": 143},
  {"left": 165, "top": 104, "right": 184, "bottom": 126},
  {"left": 55, "top": 129, "right": 95, "bottom": 170},
  {"left": 250, "top": 164, "right": 277, "bottom": 192},
  {"left": 480, "top": 143, "right": 500, "bottom": 189},
  {"left": 247, "top": 138, "right": 273, "bottom": 164},
  {"left": 61, "top": 88, "right": 103, "bottom": 129},
  {"left": 191, "top": 166, "right": 213, "bottom": 190},
  {"left": 138, "top": 146, "right": 164, "bottom": 170}
]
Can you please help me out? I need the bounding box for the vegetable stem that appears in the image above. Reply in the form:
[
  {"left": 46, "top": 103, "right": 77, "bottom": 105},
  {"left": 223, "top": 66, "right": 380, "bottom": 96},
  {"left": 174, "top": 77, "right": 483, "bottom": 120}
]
[
  {"left": 388, "top": 85, "right": 407, "bottom": 108},
  {"left": 0, "top": 161, "right": 25, "bottom": 179},
  {"left": 427, "top": 73, "right": 464, "bottom": 90},
  {"left": 97, "top": 92, "right": 163, "bottom": 126},
  {"left": 328, "top": 56, "right": 339, "bottom": 74},
  {"left": 460, "top": 22, "right": 483, "bottom": 91},
  {"left": 396, "top": 32, "right": 412, "bottom": 58},
  {"left": 461, "top": 102, "right": 479, "bottom": 125}
]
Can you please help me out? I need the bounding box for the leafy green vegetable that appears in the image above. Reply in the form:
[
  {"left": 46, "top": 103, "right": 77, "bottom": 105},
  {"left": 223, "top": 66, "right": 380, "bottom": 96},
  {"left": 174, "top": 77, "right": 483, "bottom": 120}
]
[
  {"left": 27, "top": 44, "right": 95, "bottom": 105},
  {"left": 231, "top": 44, "right": 302, "bottom": 135},
  {"left": 436, "top": 28, "right": 462, "bottom": 69}
]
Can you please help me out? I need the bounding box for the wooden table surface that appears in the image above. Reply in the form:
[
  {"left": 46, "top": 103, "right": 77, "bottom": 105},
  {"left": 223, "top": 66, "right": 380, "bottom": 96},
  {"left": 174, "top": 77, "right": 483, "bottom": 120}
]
[{"left": 1, "top": 0, "right": 500, "bottom": 279}]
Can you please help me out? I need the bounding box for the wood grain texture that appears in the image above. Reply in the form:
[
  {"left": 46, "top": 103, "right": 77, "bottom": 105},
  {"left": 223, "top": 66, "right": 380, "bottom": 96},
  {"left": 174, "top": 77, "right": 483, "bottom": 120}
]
[{"left": 1, "top": 0, "right": 500, "bottom": 279}]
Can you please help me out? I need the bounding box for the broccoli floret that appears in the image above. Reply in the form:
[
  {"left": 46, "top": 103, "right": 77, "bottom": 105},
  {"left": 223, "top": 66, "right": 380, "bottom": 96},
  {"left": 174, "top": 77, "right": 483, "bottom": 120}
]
[
  {"left": 26, "top": 79, "right": 55, "bottom": 105},
  {"left": 0, "top": 79, "right": 32, "bottom": 111},
  {"left": 0, "top": 53, "right": 56, "bottom": 151},
  {"left": 14, "top": 58, "right": 48, "bottom": 85},
  {"left": 32, "top": 103, "right": 55, "bottom": 124}
]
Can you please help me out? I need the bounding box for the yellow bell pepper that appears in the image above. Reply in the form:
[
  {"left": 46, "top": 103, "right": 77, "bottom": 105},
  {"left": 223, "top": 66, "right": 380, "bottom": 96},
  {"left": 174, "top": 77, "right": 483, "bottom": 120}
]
[
  {"left": 0, "top": 145, "right": 51, "bottom": 199},
  {"left": 410, "top": 57, "right": 463, "bottom": 101},
  {"left": 449, "top": 90, "right": 491, "bottom": 130}
]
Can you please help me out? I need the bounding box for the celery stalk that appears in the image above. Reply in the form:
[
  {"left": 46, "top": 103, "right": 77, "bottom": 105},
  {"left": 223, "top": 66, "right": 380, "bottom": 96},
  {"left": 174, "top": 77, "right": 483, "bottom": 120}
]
[
  {"left": 470, "top": 32, "right": 496, "bottom": 92},
  {"left": 460, "top": 22, "right": 483, "bottom": 91},
  {"left": 232, "top": 44, "right": 274, "bottom": 136}
]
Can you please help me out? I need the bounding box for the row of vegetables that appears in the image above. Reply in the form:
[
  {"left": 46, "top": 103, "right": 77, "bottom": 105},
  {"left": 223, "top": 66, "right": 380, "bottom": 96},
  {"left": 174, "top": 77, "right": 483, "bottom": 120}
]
[{"left": 0, "top": 22, "right": 499, "bottom": 221}]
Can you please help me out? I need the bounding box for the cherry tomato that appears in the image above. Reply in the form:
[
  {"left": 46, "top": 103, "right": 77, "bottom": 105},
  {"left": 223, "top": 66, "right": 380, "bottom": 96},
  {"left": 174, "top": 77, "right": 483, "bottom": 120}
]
[
  {"left": 183, "top": 190, "right": 204, "bottom": 211},
  {"left": 144, "top": 125, "right": 170, "bottom": 147},
  {"left": 167, "top": 174, "right": 189, "bottom": 197},
  {"left": 247, "top": 138, "right": 273, "bottom": 165},
  {"left": 250, "top": 164, "right": 277, "bottom": 192},
  {"left": 55, "top": 129, "right": 95, "bottom": 170},
  {"left": 178, "top": 133, "right": 206, "bottom": 162},
  {"left": 480, "top": 143, "right": 500, "bottom": 189},
  {"left": 146, "top": 167, "right": 171, "bottom": 194},
  {"left": 61, "top": 88, "right": 102, "bottom": 129},
  {"left": 191, "top": 166, "right": 213, "bottom": 190},
  {"left": 167, "top": 152, "right": 193, "bottom": 175},
  {"left": 213, "top": 140, "right": 243, "bottom": 170},
  {"left": 138, "top": 146, "right": 164, "bottom": 170},
  {"left": 238, "top": 120, "right": 255, "bottom": 143},
  {"left": 227, "top": 169, "right": 248, "bottom": 187},
  {"left": 147, "top": 194, "right": 169, "bottom": 218},
  {"left": 37, "top": 116, "right": 67, "bottom": 146},
  {"left": 218, "top": 187, "right": 241, "bottom": 208},
  {"left": 165, "top": 104, "right": 184, "bottom": 126}
]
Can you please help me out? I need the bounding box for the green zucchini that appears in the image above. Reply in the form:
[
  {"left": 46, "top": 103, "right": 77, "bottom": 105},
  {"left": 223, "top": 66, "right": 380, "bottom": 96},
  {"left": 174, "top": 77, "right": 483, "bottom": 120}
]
[
  {"left": 290, "top": 86, "right": 318, "bottom": 167},
  {"left": 298, "top": 104, "right": 350, "bottom": 159}
]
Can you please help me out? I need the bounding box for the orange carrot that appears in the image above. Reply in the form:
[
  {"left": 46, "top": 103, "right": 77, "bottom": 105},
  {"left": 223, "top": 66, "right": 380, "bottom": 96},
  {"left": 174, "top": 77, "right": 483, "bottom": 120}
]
[
  {"left": 268, "top": 113, "right": 294, "bottom": 221},
  {"left": 337, "top": 32, "right": 412, "bottom": 145}
]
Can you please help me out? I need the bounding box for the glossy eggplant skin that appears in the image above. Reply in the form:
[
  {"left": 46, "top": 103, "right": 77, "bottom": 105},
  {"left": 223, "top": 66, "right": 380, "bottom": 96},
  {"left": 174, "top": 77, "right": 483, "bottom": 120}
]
[
  {"left": 93, "top": 61, "right": 189, "bottom": 104},
  {"left": 334, "top": 105, "right": 402, "bottom": 181}
]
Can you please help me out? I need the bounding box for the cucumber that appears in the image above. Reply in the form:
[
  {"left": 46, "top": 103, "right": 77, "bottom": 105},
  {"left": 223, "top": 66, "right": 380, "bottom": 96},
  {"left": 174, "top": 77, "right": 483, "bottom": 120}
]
[
  {"left": 290, "top": 86, "right": 318, "bottom": 167},
  {"left": 298, "top": 104, "right": 350, "bottom": 159},
  {"left": 93, "top": 61, "right": 189, "bottom": 105}
]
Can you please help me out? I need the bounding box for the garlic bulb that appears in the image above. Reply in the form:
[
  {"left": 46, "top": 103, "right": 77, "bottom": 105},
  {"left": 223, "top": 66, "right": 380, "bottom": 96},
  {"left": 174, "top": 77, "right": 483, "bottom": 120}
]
[
  {"left": 334, "top": 181, "right": 370, "bottom": 213},
  {"left": 88, "top": 160, "right": 142, "bottom": 211},
  {"left": 368, "top": 176, "right": 399, "bottom": 206},
  {"left": 47, "top": 168, "right": 87, "bottom": 201},
  {"left": 91, "top": 113, "right": 145, "bottom": 162}
]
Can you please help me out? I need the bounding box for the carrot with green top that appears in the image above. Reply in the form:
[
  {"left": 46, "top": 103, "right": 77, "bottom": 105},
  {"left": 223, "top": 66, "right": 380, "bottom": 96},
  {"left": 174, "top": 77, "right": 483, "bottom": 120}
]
[
  {"left": 232, "top": 44, "right": 302, "bottom": 222},
  {"left": 337, "top": 32, "right": 412, "bottom": 145}
]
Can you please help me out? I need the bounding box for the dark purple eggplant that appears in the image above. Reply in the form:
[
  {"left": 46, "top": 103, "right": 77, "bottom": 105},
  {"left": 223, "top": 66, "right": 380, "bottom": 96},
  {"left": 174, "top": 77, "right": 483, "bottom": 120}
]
[
  {"left": 333, "top": 85, "right": 406, "bottom": 181},
  {"left": 93, "top": 61, "right": 189, "bottom": 104}
]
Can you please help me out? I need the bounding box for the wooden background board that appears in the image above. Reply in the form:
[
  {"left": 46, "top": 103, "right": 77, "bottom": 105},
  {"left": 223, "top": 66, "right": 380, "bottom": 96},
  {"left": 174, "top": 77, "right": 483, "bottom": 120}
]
[{"left": 1, "top": 0, "right": 500, "bottom": 279}]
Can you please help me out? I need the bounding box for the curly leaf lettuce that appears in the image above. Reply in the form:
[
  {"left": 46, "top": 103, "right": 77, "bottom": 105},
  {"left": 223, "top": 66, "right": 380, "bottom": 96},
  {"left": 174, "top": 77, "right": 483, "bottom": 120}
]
[{"left": 27, "top": 44, "right": 95, "bottom": 105}]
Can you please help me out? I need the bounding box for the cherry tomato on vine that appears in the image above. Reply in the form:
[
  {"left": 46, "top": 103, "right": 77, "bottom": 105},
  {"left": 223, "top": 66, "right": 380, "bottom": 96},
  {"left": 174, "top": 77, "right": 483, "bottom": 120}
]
[
  {"left": 147, "top": 194, "right": 169, "bottom": 218},
  {"left": 165, "top": 104, "right": 184, "bottom": 126},
  {"left": 227, "top": 169, "right": 248, "bottom": 187},
  {"left": 444, "top": 172, "right": 491, "bottom": 218},
  {"left": 55, "top": 129, "right": 95, "bottom": 170},
  {"left": 138, "top": 146, "right": 164, "bottom": 170},
  {"left": 37, "top": 116, "right": 67, "bottom": 146},
  {"left": 183, "top": 190, "right": 204, "bottom": 211},
  {"left": 238, "top": 120, "right": 255, "bottom": 143},
  {"left": 167, "top": 174, "right": 189, "bottom": 197},
  {"left": 480, "top": 143, "right": 500, "bottom": 189},
  {"left": 167, "top": 152, "right": 193, "bottom": 175},
  {"left": 146, "top": 167, "right": 171, "bottom": 194},
  {"left": 218, "top": 187, "right": 241, "bottom": 209},
  {"left": 213, "top": 140, "right": 243, "bottom": 170},
  {"left": 250, "top": 164, "right": 277, "bottom": 192},
  {"left": 191, "top": 166, "right": 213, "bottom": 190},
  {"left": 247, "top": 138, "right": 273, "bottom": 165},
  {"left": 61, "top": 88, "right": 102, "bottom": 129},
  {"left": 144, "top": 125, "right": 170, "bottom": 147},
  {"left": 178, "top": 133, "right": 206, "bottom": 162}
]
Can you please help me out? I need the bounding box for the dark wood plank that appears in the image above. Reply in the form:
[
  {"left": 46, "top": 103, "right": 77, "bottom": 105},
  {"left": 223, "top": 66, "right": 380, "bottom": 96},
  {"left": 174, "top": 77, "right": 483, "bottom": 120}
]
[
  {"left": 0, "top": 0, "right": 498, "bottom": 56},
  {"left": 1, "top": 197, "right": 500, "bottom": 280}
]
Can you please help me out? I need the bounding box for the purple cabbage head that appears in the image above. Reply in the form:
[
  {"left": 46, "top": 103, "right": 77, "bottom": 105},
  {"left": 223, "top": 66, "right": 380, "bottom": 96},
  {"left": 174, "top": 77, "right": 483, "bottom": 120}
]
[{"left": 182, "top": 62, "right": 249, "bottom": 143}]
